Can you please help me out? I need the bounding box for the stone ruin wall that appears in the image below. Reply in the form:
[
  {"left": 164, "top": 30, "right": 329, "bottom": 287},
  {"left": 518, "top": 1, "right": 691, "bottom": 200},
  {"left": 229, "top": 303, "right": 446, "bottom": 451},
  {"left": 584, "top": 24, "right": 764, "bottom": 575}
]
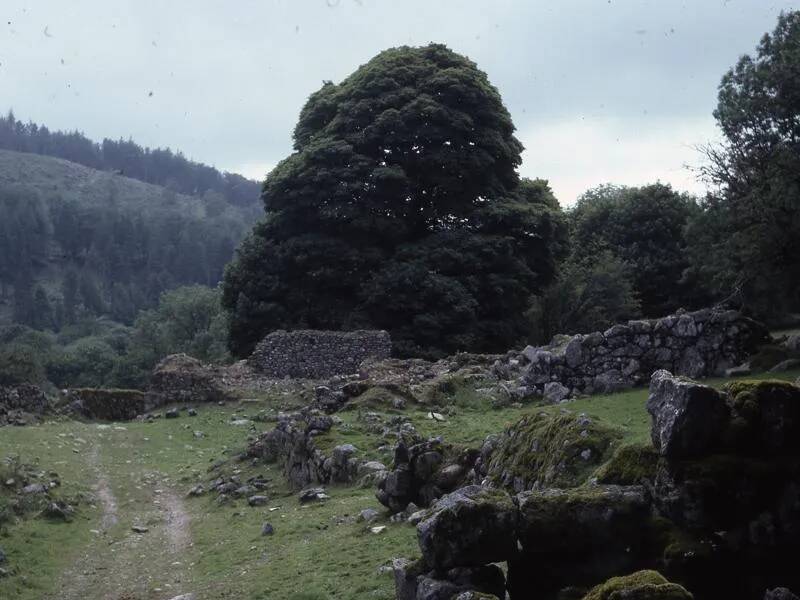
[
  {"left": 248, "top": 329, "right": 392, "bottom": 379},
  {"left": 520, "top": 308, "right": 767, "bottom": 399}
]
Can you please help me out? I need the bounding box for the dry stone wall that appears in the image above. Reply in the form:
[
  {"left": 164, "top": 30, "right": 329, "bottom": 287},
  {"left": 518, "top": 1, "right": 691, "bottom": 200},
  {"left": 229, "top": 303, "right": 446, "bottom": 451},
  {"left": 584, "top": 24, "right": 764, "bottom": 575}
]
[
  {"left": 0, "top": 384, "right": 49, "bottom": 425},
  {"left": 64, "top": 388, "right": 148, "bottom": 421},
  {"left": 520, "top": 308, "right": 767, "bottom": 398},
  {"left": 249, "top": 329, "right": 392, "bottom": 379}
]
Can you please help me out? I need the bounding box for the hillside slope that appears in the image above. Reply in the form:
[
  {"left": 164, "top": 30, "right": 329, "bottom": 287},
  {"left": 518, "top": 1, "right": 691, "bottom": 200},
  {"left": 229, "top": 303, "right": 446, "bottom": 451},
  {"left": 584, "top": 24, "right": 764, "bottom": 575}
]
[{"left": 0, "top": 149, "right": 259, "bottom": 326}]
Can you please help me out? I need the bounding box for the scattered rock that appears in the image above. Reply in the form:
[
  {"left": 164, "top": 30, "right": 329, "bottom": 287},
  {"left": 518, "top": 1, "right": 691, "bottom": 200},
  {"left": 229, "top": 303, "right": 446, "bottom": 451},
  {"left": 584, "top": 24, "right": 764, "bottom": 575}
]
[
  {"left": 131, "top": 525, "right": 149, "bottom": 533},
  {"left": 248, "top": 495, "right": 269, "bottom": 507},
  {"left": 187, "top": 407, "right": 198, "bottom": 416},
  {"left": 22, "top": 483, "right": 48, "bottom": 495},
  {"left": 358, "top": 508, "right": 380, "bottom": 523},
  {"left": 261, "top": 522, "right": 274, "bottom": 536},
  {"left": 44, "top": 501, "right": 75, "bottom": 521},
  {"left": 187, "top": 484, "right": 204, "bottom": 497},
  {"left": 165, "top": 408, "right": 180, "bottom": 419},
  {"left": 298, "top": 487, "right": 329, "bottom": 503},
  {"left": 370, "top": 525, "right": 387, "bottom": 534}
]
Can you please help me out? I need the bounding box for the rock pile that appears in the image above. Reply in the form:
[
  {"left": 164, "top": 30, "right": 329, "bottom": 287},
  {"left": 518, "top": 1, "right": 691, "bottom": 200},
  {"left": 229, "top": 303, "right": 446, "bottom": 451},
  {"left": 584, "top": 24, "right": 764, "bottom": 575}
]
[
  {"left": 393, "top": 371, "right": 800, "bottom": 600},
  {"left": 249, "top": 329, "right": 392, "bottom": 379},
  {"left": 148, "top": 353, "right": 232, "bottom": 405},
  {"left": 517, "top": 308, "right": 767, "bottom": 398},
  {"left": 376, "top": 439, "right": 477, "bottom": 513},
  {"left": 246, "top": 410, "right": 375, "bottom": 489},
  {"left": 0, "top": 384, "right": 49, "bottom": 425}
]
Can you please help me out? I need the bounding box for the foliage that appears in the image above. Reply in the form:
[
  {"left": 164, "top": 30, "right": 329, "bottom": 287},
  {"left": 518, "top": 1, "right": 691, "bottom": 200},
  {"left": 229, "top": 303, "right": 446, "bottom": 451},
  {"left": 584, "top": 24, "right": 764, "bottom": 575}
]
[
  {"left": 570, "top": 183, "right": 702, "bottom": 317},
  {"left": 0, "top": 286, "right": 228, "bottom": 390},
  {"left": 46, "top": 337, "right": 119, "bottom": 389},
  {"left": 527, "top": 250, "right": 641, "bottom": 344},
  {"left": 692, "top": 10, "right": 800, "bottom": 319},
  {"left": 223, "top": 44, "right": 568, "bottom": 358},
  {"left": 0, "top": 325, "right": 53, "bottom": 386}
]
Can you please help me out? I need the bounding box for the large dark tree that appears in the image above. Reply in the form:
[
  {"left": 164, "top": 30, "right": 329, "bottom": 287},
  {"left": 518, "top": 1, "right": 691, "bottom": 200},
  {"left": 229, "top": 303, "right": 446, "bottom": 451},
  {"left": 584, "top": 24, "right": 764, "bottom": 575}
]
[
  {"left": 692, "top": 10, "right": 800, "bottom": 318},
  {"left": 223, "top": 44, "right": 568, "bottom": 358}
]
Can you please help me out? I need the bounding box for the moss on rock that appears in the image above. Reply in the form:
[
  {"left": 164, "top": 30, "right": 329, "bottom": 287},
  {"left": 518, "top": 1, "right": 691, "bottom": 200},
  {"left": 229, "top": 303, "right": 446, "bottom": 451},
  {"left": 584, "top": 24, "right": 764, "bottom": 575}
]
[
  {"left": 725, "top": 379, "right": 800, "bottom": 402},
  {"left": 486, "top": 410, "right": 623, "bottom": 491},
  {"left": 721, "top": 379, "right": 800, "bottom": 454},
  {"left": 582, "top": 570, "right": 693, "bottom": 600},
  {"left": 595, "top": 442, "right": 660, "bottom": 485},
  {"left": 516, "top": 485, "right": 650, "bottom": 556}
]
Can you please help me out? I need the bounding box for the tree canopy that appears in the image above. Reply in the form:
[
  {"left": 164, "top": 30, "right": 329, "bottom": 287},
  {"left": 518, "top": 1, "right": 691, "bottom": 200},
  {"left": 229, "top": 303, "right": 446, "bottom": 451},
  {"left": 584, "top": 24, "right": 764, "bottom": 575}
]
[
  {"left": 570, "top": 183, "right": 701, "bottom": 317},
  {"left": 223, "top": 44, "right": 568, "bottom": 358},
  {"left": 693, "top": 10, "right": 800, "bottom": 318}
]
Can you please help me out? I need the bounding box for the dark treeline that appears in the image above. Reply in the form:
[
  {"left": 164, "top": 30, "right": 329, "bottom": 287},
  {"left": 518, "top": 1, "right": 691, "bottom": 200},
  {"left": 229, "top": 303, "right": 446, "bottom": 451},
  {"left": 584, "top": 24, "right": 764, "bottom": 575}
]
[
  {"left": 0, "top": 184, "right": 246, "bottom": 330},
  {"left": 0, "top": 111, "right": 261, "bottom": 208}
]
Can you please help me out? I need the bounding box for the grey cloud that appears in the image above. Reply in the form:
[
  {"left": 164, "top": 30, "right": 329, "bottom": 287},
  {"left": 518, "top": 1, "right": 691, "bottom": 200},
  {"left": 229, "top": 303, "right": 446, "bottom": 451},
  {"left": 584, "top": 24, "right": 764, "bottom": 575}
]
[{"left": 0, "top": 0, "right": 794, "bottom": 202}]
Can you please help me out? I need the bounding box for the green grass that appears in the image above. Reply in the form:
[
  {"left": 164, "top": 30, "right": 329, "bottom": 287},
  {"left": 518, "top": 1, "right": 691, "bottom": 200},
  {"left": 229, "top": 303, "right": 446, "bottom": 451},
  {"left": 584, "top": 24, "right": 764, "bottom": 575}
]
[
  {"left": 0, "top": 421, "right": 100, "bottom": 598},
  {"left": 0, "top": 368, "right": 798, "bottom": 599}
]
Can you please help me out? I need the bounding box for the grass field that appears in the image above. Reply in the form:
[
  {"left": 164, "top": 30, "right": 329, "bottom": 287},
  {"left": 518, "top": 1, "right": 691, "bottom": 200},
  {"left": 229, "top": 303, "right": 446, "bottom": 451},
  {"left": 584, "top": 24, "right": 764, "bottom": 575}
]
[{"left": 1, "top": 368, "right": 798, "bottom": 599}]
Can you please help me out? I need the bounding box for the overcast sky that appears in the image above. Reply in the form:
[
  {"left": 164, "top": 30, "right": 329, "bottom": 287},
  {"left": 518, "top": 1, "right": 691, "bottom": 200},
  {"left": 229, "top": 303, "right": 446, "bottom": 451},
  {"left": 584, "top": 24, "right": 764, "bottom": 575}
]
[{"left": 1, "top": 0, "right": 796, "bottom": 205}]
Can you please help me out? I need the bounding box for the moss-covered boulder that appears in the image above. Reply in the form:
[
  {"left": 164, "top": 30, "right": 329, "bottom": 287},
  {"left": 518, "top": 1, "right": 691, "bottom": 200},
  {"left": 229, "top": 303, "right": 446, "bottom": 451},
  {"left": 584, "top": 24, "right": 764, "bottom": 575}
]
[
  {"left": 582, "top": 570, "right": 692, "bottom": 600},
  {"left": 417, "top": 485, "right": 518, "bottom": 570},
  {"left": 723, "top": 379, "right": 800, "bottom": 454},
  {"left": 508, "top": 485, "right": 652, "bottom": 599},
  {"left": 595, "top": 443, "right": 660, "bottom": 485},
  {"left": 516, "top": 485, "right": 650, "bottom": 555},
  {"left": 651, "top": 452, "right": 800, "bottom": 532},
  {"left": 485, "top": 410, "right": 623, "bottom": 492}
]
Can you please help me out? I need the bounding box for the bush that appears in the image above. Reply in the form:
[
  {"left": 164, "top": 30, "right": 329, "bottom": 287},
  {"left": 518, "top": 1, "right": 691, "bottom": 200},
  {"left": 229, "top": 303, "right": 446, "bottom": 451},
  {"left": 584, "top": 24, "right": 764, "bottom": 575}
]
[
  {"left": 46, "top": 336, "right": 118, "bottom": 388},
  {"left": 0, "top": 344, "right": 46, "bottom": 386}
]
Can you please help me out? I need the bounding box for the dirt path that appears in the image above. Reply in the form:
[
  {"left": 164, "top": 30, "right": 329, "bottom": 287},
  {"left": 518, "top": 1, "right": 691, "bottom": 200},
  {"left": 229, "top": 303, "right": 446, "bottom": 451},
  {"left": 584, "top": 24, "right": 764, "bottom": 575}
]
[
  {"left": 90, "top": 445, "right": 119, "bottom": 531},
  {"left": 51, "top": 442, "right": 196, "bottom": 600}
]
